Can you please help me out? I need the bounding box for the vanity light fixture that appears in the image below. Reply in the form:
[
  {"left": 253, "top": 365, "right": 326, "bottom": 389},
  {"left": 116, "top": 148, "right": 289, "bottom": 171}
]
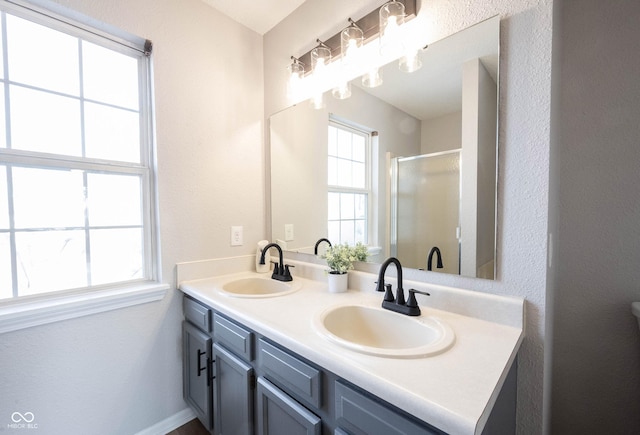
[
  {"left": 288, "top": 0, "right": 418, "bottom": 106},
  {"left": 341, "top": 18, "right": 364, "bottom": 67},
  {"left": 287, "top": 56, "right": 305, "bottom": 100},
  {"left": 311, "top": 39, "right": 332, "bottom": 76},
  {"left": 332, "top": 19, "right": 363, "bottom": 100},
  {"left": 310, "top": 40, "right": 331, "bottom": 108},
  {"left": 379, "top": 0, "right": 406, "bottom": 56}
]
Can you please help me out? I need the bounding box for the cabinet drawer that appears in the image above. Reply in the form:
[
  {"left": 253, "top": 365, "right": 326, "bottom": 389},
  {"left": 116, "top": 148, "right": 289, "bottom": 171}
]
[
  {"left": 183, "top": 296, "right": 211, "bottom": 332},
  {"left": 335, "top": 382, "right": 441, "bottom": 435},
  {"left": 258, "top": 339, "right": 321, "bottom": 409},
  {"left": 213, "top": 312, "right": 254, "bottom": 361}
]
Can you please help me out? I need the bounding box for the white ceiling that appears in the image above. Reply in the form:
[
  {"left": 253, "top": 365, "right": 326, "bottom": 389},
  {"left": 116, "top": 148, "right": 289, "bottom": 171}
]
[{"left": 200, "top": 0, "right": 306, "bottom": 35}]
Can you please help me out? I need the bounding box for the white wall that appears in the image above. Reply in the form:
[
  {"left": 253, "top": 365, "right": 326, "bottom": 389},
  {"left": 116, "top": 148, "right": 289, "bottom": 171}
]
[
  {"left": 421, "top": 111, "right": 462, "bottom": 154},
  {"left": 0, "top": 0, "right": 264, "bottom": 433},
  {"left": 548, "top": 1, "right": 640, "bottom": 433},
  {"left": 265, "top": 0, "right": 552, "bottom": 433}
]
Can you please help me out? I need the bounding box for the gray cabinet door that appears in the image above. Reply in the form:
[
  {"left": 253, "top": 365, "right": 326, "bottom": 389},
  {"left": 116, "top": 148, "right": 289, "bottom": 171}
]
[
  {"left": 335, "top": 382, "right": 441, "bottom": 435},
  {"left": 183, "top": 321, "right": 213, "bottom": 430},
  {"left": 256, "top": 377, "right": 321, "bottom": 435},
  {"left": 213, "top": 343, "right": 253, "bottom": 435}
]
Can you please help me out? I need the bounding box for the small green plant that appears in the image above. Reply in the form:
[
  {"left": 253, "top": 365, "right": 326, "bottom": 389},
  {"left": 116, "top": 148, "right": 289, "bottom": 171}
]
[{"left": 322, "top": 242, "right": 369, "bottom": 274}]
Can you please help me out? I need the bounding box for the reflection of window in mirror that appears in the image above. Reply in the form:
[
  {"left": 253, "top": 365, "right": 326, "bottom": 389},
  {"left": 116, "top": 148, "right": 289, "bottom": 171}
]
[{"left": 327, "top": 120, "right": 371, "bottom": 245}]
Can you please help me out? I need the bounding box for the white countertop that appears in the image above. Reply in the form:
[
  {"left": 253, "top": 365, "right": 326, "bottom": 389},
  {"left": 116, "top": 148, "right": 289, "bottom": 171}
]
[{"left": 178, "top": 258, "right": 524, "bottom": 435}]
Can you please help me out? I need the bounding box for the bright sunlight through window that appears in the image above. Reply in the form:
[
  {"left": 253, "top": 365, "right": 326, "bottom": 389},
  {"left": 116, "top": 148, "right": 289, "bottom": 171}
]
[
  {"left": 0, "top": 5, "right": 156, "bottom": 301},
  {"left": 327, "top": 121, "right": 370, "bottom": 246}
]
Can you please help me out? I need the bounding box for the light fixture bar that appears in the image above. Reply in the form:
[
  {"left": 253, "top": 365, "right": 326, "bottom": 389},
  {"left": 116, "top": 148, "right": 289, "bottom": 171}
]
[{"left": 295, "top": 0, "right": 417, "bottom": 75}]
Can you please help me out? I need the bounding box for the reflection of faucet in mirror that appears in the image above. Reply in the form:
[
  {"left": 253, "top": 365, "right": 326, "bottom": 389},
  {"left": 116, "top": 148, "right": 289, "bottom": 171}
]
[
  {"left": 376, "top": 257, "right": 430, "bottom": 316},
  {"left": 260, "top": 243, "right": 293, "bottom": 282},
  {"left": 314, "top": 238, "right": 332, "bottom": 255},
  {"left": 427, "top": 247, "right": 443, "bottom": 271}
]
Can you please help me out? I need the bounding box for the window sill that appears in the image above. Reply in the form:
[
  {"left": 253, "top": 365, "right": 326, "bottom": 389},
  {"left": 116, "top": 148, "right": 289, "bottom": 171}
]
[{"left": 0, "top": 282, "right": 169, "bottom": 334}]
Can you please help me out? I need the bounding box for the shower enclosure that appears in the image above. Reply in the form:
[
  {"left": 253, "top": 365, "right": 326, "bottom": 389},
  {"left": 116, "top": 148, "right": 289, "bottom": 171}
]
[{"left": 390, "top": 150, "right": 461, "bottom": 273}]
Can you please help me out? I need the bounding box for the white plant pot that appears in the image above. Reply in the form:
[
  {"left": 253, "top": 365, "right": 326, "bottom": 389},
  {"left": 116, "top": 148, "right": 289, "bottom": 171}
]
[{"left": 327, "top": 271, "right": 348, "bottom": 293}]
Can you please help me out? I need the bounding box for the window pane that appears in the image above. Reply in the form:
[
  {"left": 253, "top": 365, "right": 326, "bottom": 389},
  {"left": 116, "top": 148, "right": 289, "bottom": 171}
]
[
  {"left": 10, "top": 85, "right": 82, "bottom": 155},
  {"left": 337, "top": 158, "right": 352, "bottom": 187},
  {"left": 90, "top": 228, "right": 143, "bottom": 285},
  {"left": 337, "top": 129, "right": 352, "bottom": 159},
  {"left": 340, "top": 220, "right": 355, "bottom": 245},
  {"left": 0, "top": 87, "right": 5, "bottom": 148},
  {"left": 12, "top": 167, "right": 85, "bottom": 228},
  {"left": 328, "top": 126, "right": 337, "bottom": 156},
  {"left": 355, "top": 220, "right": 366, "bottom": 244},
  {"left": 87, "top": 173, "right": 142, "bottom": 226},
  {"left": 7, "top": 14, "right": 79, "bottom": 95},
  {"left": 16, "top": 230, "right": 87, "bottom": 296},
  {"left": 353, "top": 162, "right": 365, "bottom": 189},
  {"left": 328, "top": 192, "right": 340, "bottom": 220},
  {"left": 0, "top": 17, "right": 4, "bottom": 80},
  {"left": 355, "top": 194, "right": 366, "bottom": 219},
  {"left": 352, "top": 135, "right": 366, "bottom": 162},
  {"left": 0, "top": 166, "right": 8, "bottom": 229},
  {"left": 327, "top": 156, "right": 338, "bottom": 186},
  {"left": 82, "top": 41, "right": 139, "bottom": 110},
  {"left": 340, "top": 193, "right": 355, "bottom": 219},
  {"left": 328, "top": 221, "right": 339, "bottom": 242},
  {"left": 84, "top": 102, "right": 140, "bottom": 163},
  {"left": 0, "top": 234, "right": 11, "bottom": 300}
]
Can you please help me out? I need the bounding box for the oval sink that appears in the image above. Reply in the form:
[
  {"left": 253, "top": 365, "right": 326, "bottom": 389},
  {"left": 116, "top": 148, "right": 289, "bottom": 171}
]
[
  {"left": 220, "top": 277, "right": 301, "bottom": 298},
  {"left": 313, "top": 304, "right": 455, "bottom": 358}
]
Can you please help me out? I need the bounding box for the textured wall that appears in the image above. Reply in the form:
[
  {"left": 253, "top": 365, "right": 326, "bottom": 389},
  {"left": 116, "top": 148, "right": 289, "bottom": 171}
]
[
  {"left": 264, "top": 0, "right": 552, "bottom": 433},
  {"left": 0, "top": 0, "right": 264, "bottom": 433},
  {"left": 549, "top": 1, "right": 640, "bottom": 433}
]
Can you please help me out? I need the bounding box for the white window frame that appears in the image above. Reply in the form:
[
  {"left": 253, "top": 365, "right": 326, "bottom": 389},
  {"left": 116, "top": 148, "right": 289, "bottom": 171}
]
[
  {"left": 327, "top": 119, "right": 373, "bottom": 246},
  {"left": 0, "top": 0, "right": 166, "bottom": 333}
]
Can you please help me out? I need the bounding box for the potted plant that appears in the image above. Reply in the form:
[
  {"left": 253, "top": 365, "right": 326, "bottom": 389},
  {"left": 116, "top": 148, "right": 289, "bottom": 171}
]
[{"left": 322, "top": 242, "right": 368, "bottom": 293}]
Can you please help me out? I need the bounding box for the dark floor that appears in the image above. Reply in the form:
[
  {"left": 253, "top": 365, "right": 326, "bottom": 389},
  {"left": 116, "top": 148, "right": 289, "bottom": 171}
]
[{"left": 166, "top": 418, "right": 209, "bottom": 435}]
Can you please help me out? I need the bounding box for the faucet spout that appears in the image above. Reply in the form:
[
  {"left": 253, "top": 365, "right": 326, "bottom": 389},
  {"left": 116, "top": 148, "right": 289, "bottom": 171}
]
[
  {"left": 313, "top": 238, "right": 332, "bottom": 255},
  {"left": 260, "top": 243, "right": 292, "bottom": 282},
  {"left": 377, "top": 257, "right": 427, "bottom": 316},
  {"left": 427, "top": 246, "right": 443, "bottom": 271},
  {"left": 376, "top": 257, "right": 405, "bottom": 305}
]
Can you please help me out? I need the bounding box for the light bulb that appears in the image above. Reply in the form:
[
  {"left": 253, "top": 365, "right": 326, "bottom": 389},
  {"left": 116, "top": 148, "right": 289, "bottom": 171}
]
[
  {"left": 399, "top": 49, "right": 422, "bottom": 73},
  {"left": 332, "top": 81, "right": 352, "bottom": 100},
  {"left": 310, "top": 92, "right": 325, "bottom": 109},
  {"left": 362, "top": 67, "right": 383, "bottom": 88}
]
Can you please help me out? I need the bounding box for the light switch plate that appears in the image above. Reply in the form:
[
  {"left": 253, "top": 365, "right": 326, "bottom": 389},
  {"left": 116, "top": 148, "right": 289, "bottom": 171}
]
[
  {"left": 231, "top": 226, "right": 243, "bottom": 246},
  {"left": 284, "top": 224, "right": 294, "bottom": 241}
]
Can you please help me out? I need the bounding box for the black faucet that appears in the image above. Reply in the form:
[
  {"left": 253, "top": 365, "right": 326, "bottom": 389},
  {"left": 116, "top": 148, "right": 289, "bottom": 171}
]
[
  {"left": 427, "top": 246, "right": 443, "bottom": 271},
  {"left": 259, "top": 243, "right": 293, "bottom": 282},
  {"left": 376, "top": 257, "right": 430, "bottom": 316},
  {"left": 313, "top": 238, "right": 332, "bottom": 255}
]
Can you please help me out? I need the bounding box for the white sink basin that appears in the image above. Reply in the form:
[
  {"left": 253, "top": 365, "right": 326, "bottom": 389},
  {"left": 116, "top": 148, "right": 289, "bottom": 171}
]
[
  {"left": 313, "top": 304, "right": 455, "bottom": 358},
  {"left": 220, "top": 277, "right": 301, "bottom": 298}
]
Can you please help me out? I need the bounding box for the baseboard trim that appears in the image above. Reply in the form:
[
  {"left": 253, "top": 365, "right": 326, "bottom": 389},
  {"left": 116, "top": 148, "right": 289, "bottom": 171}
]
[{"left": 135, "top": 407, "right": 197, "bottom": 435}]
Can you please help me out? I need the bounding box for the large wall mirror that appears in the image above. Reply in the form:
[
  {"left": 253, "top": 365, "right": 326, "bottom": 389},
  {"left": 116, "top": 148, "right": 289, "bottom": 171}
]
[{"left": 269, "top": 16, "right": 499, "bottom": 279}]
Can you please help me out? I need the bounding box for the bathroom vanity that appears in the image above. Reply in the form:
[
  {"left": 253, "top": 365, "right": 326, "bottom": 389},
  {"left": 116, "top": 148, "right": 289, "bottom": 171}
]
[{"left": 178, "top": 258, "right": 523, "bottom": 434}]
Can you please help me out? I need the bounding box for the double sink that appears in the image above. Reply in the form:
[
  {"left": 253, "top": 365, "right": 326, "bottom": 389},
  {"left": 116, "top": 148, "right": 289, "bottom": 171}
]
[{"left": 219, "top": 274, "right": 455, "bottom": 358}]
